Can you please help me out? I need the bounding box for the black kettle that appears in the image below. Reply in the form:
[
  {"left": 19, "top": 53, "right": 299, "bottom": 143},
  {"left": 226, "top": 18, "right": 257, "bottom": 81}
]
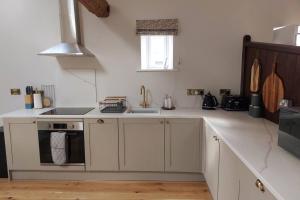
[{"left": 202, "top": 92, "right": 219, "bottom": 110}]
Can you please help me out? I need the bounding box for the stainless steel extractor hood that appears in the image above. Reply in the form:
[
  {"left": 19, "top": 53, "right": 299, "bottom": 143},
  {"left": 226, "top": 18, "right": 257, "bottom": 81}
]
[{"left": 39, "top": 0, "right": 94, "bottom": 57}]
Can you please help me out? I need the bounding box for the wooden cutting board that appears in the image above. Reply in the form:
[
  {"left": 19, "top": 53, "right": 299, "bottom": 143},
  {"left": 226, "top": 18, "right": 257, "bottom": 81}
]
[
  {"left": 250, "top": 58, "right": 261, "bottom": 93},
  {"left": 262, "top": 57, "right": 285, "bottom": 113}
]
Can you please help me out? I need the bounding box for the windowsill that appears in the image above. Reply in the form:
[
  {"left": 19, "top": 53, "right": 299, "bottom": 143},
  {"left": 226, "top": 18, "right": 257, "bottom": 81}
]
[{"left": 136, "top": 68, "right": 179, "bottom": 72}]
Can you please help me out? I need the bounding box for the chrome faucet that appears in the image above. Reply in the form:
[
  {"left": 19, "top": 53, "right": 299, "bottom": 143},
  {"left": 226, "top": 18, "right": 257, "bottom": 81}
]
[{"left": 140, "top": 85, "right": 149, "bottom": 108}]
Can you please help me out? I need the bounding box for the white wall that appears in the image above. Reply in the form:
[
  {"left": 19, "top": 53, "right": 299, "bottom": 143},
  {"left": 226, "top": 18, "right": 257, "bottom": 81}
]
[
  {"left": 1, "top": 0, "right": 300, "bottom": 114},
  {"left": 0, "top": 0, "right": 59, "bottom": 114}
]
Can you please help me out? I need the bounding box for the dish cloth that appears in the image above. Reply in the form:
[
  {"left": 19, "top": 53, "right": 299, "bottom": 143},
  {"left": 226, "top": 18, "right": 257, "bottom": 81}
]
[{"left": 50, "top": 132, "right": 67, "bottom": 165}]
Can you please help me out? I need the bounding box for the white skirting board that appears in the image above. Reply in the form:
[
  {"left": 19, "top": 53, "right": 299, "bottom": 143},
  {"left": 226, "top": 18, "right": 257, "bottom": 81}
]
[{"left": 11, "top": 171, "right": 204, "bottom": 181}]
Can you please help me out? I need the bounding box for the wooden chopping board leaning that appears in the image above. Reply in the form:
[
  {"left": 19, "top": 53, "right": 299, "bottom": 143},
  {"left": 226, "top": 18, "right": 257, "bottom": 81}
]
[
  {"left": 250, "top": 58, "right": 261, "bottom": 93},
  {"left": 262, "top": 55, "right": 285, "bottom": 113}
]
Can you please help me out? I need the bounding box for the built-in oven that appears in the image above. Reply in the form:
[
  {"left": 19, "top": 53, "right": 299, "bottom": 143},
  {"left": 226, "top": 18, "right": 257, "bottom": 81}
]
[{"left": 37, "top": 120, "right": 85, "bottom": 166}]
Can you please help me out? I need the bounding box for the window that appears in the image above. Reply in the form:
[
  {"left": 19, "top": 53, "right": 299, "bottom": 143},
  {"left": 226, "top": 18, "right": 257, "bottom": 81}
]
[
  {"left": 141, "top": 35, "right": 173, "bottom": 71},
  {"left": 297, "top": 26, "right": 300, "bottom": 46}
]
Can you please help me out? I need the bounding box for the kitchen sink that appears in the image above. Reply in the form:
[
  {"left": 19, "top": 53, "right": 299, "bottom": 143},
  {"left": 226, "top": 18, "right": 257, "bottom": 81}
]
[{"left": 126, "top": 108, "right": 161, "bottom": 114}]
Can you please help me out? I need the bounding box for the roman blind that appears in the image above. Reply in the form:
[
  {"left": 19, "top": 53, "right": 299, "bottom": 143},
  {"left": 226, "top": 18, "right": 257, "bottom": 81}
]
[{"left": 136, "top": 19, "right": 179, "bottom": 35}]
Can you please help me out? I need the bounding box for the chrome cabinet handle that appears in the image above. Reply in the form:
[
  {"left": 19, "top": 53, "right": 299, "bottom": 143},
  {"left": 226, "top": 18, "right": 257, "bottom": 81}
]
[
  {"left": 255, "top": 179, "right": 265, "bottom": 193},
  {"left": 97, "top": 119, "right": 104, "bottom": 124},
  {"left": 160, "top": 121, "right": 164, "bottom": 124},
  {"left": 166, "top": 121, "right": 170, "bottom": 124}
]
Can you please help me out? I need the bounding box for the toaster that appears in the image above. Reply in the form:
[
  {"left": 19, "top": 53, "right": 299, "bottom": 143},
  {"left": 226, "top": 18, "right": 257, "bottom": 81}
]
[{"left": 221, "top": 95, "right": 249, "bottom": 111}]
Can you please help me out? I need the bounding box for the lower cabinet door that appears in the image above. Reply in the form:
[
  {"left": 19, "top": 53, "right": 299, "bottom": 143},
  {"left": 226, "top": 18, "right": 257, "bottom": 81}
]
[
  {"left": 239, "top": 161, "right": 277, "bottom": 200},
  {"left": 218, "top": 141, "right": 239, "bottom": 200},
  {"left": 85, "top": 119, "right": 119, "bottom": 171},
  {"left": 204, "top": 123, "right": 220, "bottom": 200},
  {"left": 119, "top": 119, "right": 165, "bottom": 172},
  {"left": 165, "top": 119, "right": 202, "bottom": 173},
  {"left": 9, "top": 121, "right": 40, "bottom": 170}
]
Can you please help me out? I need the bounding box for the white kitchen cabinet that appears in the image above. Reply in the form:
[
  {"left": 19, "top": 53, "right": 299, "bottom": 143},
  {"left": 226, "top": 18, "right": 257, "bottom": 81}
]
[
  {"left": 8, "top": 119, "right": 41, "bottom": 170},
  {"left": 204, "top": 123, "right": 220, "bottom": 200},
  {"left": 218, "top": 140, "right": 239, "bottom": 200},
  {"left": 165, "top": 118, "right": 202, "bottom": 173},
  {"left": 119, "top": 118, "right": 165, "bottom": 172},
  {"left": 85, "top": 119, "right": 119, "bottom": 171},
  {"left": 239, "top": 161, "right": 277, "bottom": 200},
  {"left": 204, "top": 122, "right": 277, "bottom": 200}
]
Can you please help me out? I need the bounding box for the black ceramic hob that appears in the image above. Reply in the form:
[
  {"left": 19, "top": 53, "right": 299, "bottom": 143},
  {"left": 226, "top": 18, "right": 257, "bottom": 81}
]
[{"left": 41, "top": 108, "right": 94, "bottom": 115}]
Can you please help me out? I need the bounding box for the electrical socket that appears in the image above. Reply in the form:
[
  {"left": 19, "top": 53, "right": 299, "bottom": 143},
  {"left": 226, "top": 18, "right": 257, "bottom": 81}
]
[
  {"left": 220, "top": 89, "right": 231, "bottom": 96},
  {"left": 187, "top": 89, "right": 204, "bottom": 96},
  {"left": 10, "top": 89, "right": 21, "bottom": 95}
]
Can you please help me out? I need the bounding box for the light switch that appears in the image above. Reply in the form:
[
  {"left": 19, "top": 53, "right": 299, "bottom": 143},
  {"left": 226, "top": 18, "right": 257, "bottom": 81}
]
[{"left": 220, "top": 89, "right": 231, "bottom": 96}]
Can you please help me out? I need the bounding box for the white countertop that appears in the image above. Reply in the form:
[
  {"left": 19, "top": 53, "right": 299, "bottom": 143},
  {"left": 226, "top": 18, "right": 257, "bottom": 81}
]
[
  {"left": 204, "top": 112, "right": 299, "bottom": 200},
  {"left": 1, "top": 108, "right": 299, "bottom": 200},
  {"left": 1, "top": 108, "right": 214, "bottom": 119}
]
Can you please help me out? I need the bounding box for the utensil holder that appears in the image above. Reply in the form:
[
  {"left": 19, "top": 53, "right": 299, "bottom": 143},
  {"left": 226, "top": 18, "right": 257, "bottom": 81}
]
[{"left": 25, "top": 95, "right": 34, "bottom": 109}]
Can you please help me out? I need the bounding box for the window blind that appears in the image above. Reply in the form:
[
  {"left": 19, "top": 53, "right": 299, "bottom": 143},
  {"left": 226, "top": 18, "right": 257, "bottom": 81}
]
[{"left": 136, "top": 19, "right": 179, "bottom": 35}]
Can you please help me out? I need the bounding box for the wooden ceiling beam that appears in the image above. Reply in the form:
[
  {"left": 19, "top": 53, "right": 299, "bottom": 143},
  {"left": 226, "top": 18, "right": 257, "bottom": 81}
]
[{"left": 79, "top": 0, "right": 110, "bottom": 18}]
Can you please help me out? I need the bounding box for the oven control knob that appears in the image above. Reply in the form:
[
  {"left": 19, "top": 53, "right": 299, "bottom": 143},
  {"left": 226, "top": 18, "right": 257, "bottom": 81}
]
[{"left": 71, "top": 125, "right": 75, "bottom": 129}]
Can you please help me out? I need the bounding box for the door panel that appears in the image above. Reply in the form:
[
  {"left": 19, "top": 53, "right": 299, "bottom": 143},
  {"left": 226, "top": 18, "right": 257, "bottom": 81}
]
[
  {"left": 10, "top": 122, "right": 40, "bottom": 170},
  {"left": 218, "top": 141, "right": 239, "bottom": 200},
  {"left": 165, "top": 119, "right": 202, "bottom": 172},
  {"left": 119, "top": 119, "right": 165, "bottom": 172},
  {"left": 239, "top": 161, "right": 277, "bottom": 200},
  {"left": 85, "top": 119, "right": 119, "bottom": 171},
  {"left": 204, "top": 123, "right": 220, "bottom": 200}
]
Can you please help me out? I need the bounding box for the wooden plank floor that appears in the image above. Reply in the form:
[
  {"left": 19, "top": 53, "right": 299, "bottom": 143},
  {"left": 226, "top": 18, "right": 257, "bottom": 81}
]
[{"left": 0, "top": 180, "right": 212, "bottom": 200}]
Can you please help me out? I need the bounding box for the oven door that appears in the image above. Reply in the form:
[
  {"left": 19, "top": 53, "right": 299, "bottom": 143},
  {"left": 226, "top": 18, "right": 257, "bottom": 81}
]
[{"left": 38, "top": 130, "right": 85, "bottom": 166}]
